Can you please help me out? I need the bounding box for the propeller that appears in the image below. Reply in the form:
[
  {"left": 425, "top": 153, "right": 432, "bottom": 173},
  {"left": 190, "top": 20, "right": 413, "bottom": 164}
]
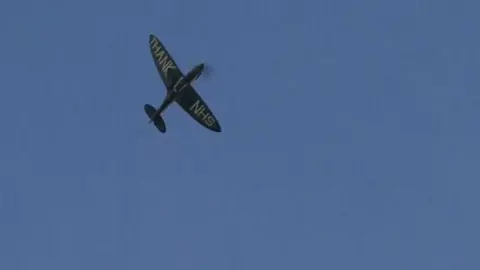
[{"left": 202, "top": 63, "right": 214, "bottom": 80}]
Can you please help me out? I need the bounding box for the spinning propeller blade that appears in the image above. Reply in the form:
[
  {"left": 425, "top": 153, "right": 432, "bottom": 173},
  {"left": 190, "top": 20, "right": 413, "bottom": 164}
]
[{"left": 202, "top": 63, "right": 214, "bottom": 80}]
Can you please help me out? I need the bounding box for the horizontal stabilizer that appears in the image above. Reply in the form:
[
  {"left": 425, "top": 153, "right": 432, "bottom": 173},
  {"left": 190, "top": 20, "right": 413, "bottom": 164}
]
[{"left": 144, "top": 104, "right": 166, "bottom": 133}]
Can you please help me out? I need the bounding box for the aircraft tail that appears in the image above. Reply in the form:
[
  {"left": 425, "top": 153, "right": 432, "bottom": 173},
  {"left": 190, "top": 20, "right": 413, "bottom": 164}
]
[{"left": 144, "top": 104, "right": 166, "bottom": 133}]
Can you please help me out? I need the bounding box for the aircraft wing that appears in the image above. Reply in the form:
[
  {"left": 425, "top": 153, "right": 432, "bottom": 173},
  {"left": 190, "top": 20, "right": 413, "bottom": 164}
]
[
  {"left": 149, "top": 34, "right": 184, "bottom": 91},
  {"left": 176, "top": 85, "right": 222, "bottom": 132}
]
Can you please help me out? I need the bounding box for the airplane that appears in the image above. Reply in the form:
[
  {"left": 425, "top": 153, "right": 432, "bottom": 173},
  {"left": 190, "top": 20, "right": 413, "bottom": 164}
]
[{"left": 144, "top": 34, "right": 221, "bottom": 133}]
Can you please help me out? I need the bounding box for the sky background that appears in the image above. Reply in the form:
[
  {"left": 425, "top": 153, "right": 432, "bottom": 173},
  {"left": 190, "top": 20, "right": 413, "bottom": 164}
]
[{"left": 1, "top": 0, "right": 479, "bottom": 269}]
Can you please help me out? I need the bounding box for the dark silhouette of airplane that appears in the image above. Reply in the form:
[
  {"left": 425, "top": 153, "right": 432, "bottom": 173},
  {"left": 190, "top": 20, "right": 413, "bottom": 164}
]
[{"left": 144, "top": 34, "right": 221, "bottom": 133}]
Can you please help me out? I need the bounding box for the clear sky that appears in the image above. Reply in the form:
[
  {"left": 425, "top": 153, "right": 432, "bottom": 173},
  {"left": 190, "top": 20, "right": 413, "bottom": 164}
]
[{"left": 1, "top": 0, "right": 479, "bottom": 269}]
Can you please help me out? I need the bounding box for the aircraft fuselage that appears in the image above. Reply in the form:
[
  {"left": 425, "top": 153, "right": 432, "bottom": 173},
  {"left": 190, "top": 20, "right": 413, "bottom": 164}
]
[
  {"left": 170, "top": 63, "right": 204, "bottom": 93},
  {"left": 150, "top": 63, "right": 205, "bottom": 121}
]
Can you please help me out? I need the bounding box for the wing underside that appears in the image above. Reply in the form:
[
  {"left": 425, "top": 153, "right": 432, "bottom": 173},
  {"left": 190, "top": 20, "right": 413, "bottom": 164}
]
[
  {"left": 176, "top": 86, "right": 221, "bottom": 132},
  {"left": 149, "top": 34, "right": 183, "bottom": 91}
]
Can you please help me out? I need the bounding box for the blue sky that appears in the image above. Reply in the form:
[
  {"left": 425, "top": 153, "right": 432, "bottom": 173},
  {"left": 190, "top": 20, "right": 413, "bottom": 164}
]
[{"left": 1, "top": 0, "right": 479, "bottom": 269}]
